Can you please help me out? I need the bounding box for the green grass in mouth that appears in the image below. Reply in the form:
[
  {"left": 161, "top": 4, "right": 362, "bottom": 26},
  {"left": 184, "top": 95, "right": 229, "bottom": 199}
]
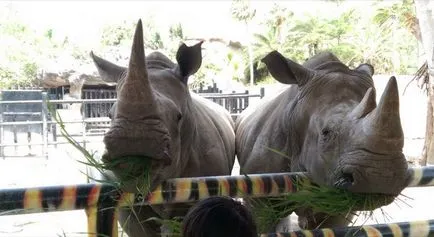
[{"left": 249, "top": 177, "right": 396, "bottom": 233}]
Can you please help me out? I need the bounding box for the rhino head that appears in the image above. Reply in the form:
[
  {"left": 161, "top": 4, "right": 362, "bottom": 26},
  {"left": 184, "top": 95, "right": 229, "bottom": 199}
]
[
  {"left": 262, "top": 51, "right": 409, "bottom": 195},
  {"left": 90, "top": 19, "right": 203, "bottom": 192}
]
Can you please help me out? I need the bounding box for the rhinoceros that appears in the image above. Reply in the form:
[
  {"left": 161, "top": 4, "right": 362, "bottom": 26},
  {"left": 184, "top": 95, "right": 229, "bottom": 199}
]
[
  {"left": 235, "top": 50, "right": 410, "bottom": 230},
  {"left": 89, "top": 19, "right": 235, "bottom": 236}
]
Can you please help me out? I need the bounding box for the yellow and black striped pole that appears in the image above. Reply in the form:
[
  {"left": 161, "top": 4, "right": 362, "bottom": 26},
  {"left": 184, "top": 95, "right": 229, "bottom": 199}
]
[
  {"left": 261, "top": 219, "right": 434, "bottom": 237},
  {"left": 0, "top": 166, "right": 433, "bottom": 237},
  {"left": 1, "top": 167, "right": 432, "bottom": 213}
]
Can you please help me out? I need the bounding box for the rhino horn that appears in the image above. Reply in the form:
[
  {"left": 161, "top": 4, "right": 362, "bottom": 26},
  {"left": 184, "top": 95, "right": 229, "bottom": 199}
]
[
  {"left": 117, "top": 19, "right": 156, "bottom": 118},
  {"left": 365, "top": 76, "right": 403, "bottom": 139},
  {"left": 127, "top": 19, "right": 147, "bottom": 79},
  {"left": 349, "top": 87, "right": 376, "bottom": 119}
]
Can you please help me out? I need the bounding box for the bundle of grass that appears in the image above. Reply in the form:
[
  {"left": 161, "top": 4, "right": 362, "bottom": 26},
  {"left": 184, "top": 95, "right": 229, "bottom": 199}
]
[
  {"left": 248, "top": 177, "right": 397, "bottom": 233},
  {"left": 145, "top": 217, "right": 183, "bottom": 237}
]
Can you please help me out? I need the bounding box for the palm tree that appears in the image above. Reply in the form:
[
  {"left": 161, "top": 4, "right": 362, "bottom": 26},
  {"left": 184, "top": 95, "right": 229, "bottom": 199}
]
[
  {"left": 414, "top": 0, "right": 434, "bottom": 166},
  {"left": 231, "top": 0, "right": 256, "bottom": 86},
  {"left": 373, "top": 0, "right": 421, "bottom": 43}
]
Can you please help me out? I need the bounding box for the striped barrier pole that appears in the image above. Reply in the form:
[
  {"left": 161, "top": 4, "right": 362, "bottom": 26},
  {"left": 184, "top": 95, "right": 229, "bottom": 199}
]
[
  {"left": 262, "top": 219, "right": 434, "bottom": 237},
  {"left": 0, "top": 166, "right": 432, "bottom": 214},
  {"left": 0, "top": 166, "right": 433, "bottom": 237}
]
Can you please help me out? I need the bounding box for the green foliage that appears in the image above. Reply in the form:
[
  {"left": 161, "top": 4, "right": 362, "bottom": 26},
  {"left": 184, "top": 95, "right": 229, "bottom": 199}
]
[
  {"left": 169, "top": 23, "right": 184, "bottom": 41},
  {"left": 101, "top": 20, "right": 134, "bottom": 46},
  {"left": 0, "top": 66, "right": 18, "bottom": 88},
  {"left": 0, "top": 16, "right": 94, "bottom": 89},
  {"left": 0, "top": 1, "right": 420, "bottom": 88},
  {"left": 239, "top": 0, "right": 419, "bottom": 84},
  {"left": 145, "top": 217, "right": 183, "bottom": 236},
  {"left": 44, "top": 29, "right": 53, "bottom": 40},
  {"left": 192, "top": 60, "right": 222, "bottom": 90},
  {"left": 149, "top": 32, "right": 164, "bottom": 50},
  {"left": 0, "top": 20, "right": 39, "bottom": 88},
  {"left": 250, "top": 177, "right": 395, "bottom": 233},
  {"left": 231, "top": 0, "right": 256, "bottom": 22},
  {"left": 373, "top": 0, "right": 419, "bottom": 40},
  {"left": 2, "top": 21, "right": 27, "bottom": 38}
]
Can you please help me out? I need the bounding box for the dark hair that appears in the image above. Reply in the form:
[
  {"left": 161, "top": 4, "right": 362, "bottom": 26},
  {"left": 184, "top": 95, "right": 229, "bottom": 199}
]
[{"left": 182, "top": 196, "right": 258, "bottom": 237}]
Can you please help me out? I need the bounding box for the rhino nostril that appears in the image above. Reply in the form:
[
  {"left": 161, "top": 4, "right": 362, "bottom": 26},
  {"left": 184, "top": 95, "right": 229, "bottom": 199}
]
[{"left": 334, "top": 173, "right": 354, "bottom": 189}]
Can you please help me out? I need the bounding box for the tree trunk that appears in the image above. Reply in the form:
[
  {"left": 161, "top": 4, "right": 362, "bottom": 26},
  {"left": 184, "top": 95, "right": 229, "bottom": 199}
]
[
  {"left": 415, "top": 0, "right": 434, "bottom": 166},
  {"left": 422, "top": 87, "right": 434, "bottom": 165}
]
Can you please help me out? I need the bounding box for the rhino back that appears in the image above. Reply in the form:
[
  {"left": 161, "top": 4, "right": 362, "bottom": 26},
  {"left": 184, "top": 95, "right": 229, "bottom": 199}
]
[
  {"left": 184, "top": 93, "right": 235, "bottom": 176},
  {"left": 236, "top": 85, "right": 298, "bottom": 174}
]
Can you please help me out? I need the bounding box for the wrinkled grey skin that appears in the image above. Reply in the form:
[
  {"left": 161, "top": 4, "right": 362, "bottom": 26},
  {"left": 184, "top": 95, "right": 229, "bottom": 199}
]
[
  {"left": 235, "top": 50, "right": 410, "bottom": 230},
  {"left": 90, "top": 20, "right": 235, "bottom": 237}
]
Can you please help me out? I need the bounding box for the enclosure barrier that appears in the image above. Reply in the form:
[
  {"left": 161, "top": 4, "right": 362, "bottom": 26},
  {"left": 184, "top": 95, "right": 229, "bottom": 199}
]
[
  {"left": 0, "top": 166, "right": 433, "bottom": 236},
  {"left": 261, "top": 219, "right": 434, "bottom": 237},
  {"left": 0, "top": 97, "right": 117, "bottom": 158},
  {"left": 0, "top": 88, "right": 264, "bottom": 158}
]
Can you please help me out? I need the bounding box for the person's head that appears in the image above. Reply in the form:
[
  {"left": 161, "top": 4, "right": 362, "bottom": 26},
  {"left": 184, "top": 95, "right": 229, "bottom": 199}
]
[{"left": 182, "top": 196, "right": 258, "bottom": 237}]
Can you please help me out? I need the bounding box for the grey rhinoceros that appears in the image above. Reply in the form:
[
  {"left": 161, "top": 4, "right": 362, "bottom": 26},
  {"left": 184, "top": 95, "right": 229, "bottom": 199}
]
[
  {"left": 89, "top": 19, "right": 235, "bottom": 236},
  {"left": 235, "top": 50, "right": 410, "bottom": 230}
]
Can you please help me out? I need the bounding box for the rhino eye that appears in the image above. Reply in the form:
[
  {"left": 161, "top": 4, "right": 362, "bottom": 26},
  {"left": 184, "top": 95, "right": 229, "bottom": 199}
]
[
  {"left": 177, "top": 113, "right": 183, "bottom": 121},
  {"left": 321, "top": 128, "right": 331, "bottom": 137}
]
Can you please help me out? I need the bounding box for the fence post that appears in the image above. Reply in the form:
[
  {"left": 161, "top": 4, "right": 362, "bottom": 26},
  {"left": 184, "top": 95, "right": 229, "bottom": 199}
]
[
  {"left": 82, "top": 100, "right": 87, "bottom": 149},
  {"left": 243, "top": 90, "right": 249, "bottom": 112},
  {"left": 260, "top": 87, "right": 265, "bottom": 98},
  {"left": 27, "top": 121, "right": 31, "bottom": 155},
  {"left": 13, "top": 117, "right": 17, "bottom": 154},
  {"left": 0, "top": 91, "right": 3, "bottom": 158},
  {"left": 41, "top": 92, "right": 49, "bottom": 159}
]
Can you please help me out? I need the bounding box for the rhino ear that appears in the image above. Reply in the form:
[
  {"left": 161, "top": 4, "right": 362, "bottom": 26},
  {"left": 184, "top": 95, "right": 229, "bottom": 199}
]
[
  {"left": 90, "top": 51, "right": 127, "bottom": 83},
  {"left": 176, "top": 41, "right": 203, "bottom": 83},
  {"left": 261, "top": 50, "right": 313, "bottom": 86},
  {"left": 355, "top": 63, "right": 374, "bottom": 77}
]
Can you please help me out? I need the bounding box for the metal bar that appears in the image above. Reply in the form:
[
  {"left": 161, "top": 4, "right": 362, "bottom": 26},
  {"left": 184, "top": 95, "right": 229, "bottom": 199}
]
[
  {"left": 0, "top": 92, "right": 255, "bottom": 105},
  {"left": 0, "top": 99, "right": 117, "bottom": 104},
  {"left": 201, "top": 94, "right": 263, "bottom": 98},
  {"left": 41, "top": 92, "right": 48, "bottom": 159},
  {"left": 0, "top": 183, "right": 118, "bottom": 215},
  {"left": 197, "top": 92, "right": 253, "bottom": 96},
  {"left": 261, "top": 219, "right": 434, "bottom": 237},
  {"left": 86, "top": 195, "right": 119, "bottom": 237},
  {"left": 0, "top": 118, "right": 111, "bottom": 126},
  {"left": 0, "top": 155, "right": 53, "bottom": 159},
  {"left": 85, "top": 206, "right": 97, "bottom": 237},
  {"left": 95, "top": 202, "right": 119, "bottom": 237},
  {"left": 1, "top": 112, "right": 41, "bottom": 115},
  {"left": 0, "top": 140, "right": 101, "bottom": 147},
  {"left": 0, "top": 91, "right": 3, "bottom": 158},
  {"left": 0, "top": 167, "right": 433, "bottom": 215},
  {"left": 407, "top": 165, "right": 434, "bottom": 187},
  {"left": 81, "top": 99, "right": 87, "bottom": 149}
]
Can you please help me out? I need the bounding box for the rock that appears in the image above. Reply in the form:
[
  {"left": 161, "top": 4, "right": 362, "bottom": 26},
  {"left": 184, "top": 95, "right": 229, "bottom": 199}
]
[{"left": 40, "top": 70, "right": 114, "bottom": 89}]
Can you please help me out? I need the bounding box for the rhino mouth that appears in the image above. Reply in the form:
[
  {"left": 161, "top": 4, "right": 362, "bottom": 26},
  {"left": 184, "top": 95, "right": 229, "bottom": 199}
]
[
  {"left": 99, "top": 153, "right": 171, "bottom": 193},
  {"left": 331, "top": 170, "right": 398, "bottom": 211},
  {"left": 331, "top": 163, "right": 409, "bottom": 197}
]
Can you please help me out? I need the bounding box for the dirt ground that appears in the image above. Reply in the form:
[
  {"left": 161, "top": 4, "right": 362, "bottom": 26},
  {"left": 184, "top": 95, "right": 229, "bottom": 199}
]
[{"left": 0, "top": 75, "right": 433, "bottom": 236}]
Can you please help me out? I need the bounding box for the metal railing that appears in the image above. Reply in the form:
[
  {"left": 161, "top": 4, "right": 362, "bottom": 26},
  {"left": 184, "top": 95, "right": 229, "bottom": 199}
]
[
  {"left": 0, "top": 93, "right": 115, "bottom": 158},
  {"left": 0, "top": 89, "right": 264, "bottom": 158}
]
